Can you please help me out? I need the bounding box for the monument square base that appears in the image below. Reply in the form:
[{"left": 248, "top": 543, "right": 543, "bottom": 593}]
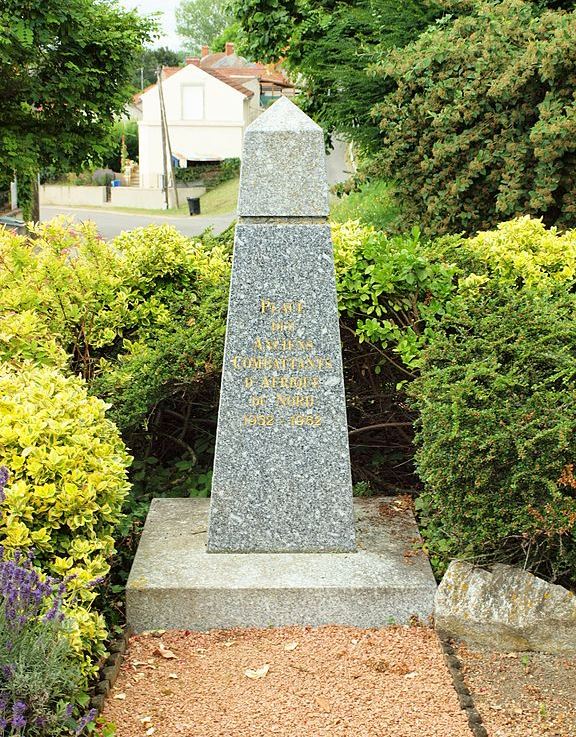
[{"left": 126, "top": 497, "right": 437, "bottom": 633}]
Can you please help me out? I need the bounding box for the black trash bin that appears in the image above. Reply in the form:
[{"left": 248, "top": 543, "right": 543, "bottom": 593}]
[{"left": 186, "top": 197, "right": 201, "bottom": 216}]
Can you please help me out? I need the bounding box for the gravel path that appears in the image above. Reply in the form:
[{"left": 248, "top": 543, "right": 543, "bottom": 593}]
[
  {"left": 102, "top": 625, "right": 471, "bottom": 737},
  {"left": 459, "top": 645, "right": 576, "bottom": 737}
]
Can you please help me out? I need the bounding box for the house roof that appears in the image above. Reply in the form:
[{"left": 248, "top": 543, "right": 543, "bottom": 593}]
[
  {"left": 218, "top": 67, "right": 293, "bottom": 88},
  {"left": 133, "top": 67, "right": 182, "bottom": 104},
  {"left": 203, "top": 68, "right": 255, "bottom": 98},
  {"left": 134, "top": 64, "right": 255, "bottom": 104},
  {"left": 200, "top": 48, "right": 293, "bottom": 89}
]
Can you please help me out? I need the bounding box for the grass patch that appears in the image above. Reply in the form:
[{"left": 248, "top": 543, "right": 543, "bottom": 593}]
[
  {"left": 330, "top": 179, "right": 400, "bottom": 231},
  {"left": 199, "top": 177, "right": 239, "bottom": 216}
]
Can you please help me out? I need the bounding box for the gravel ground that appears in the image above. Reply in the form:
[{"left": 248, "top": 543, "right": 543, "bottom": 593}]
[
  {"left": 458, "top": 645, "right": 576, "bottom": 737},
  {"left": 102, "top": 625, "right": 471, "bottom": 737}
]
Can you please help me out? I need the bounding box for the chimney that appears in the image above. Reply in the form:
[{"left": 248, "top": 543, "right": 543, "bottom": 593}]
[
  {"left": 186, "top": 57, "right": 200, "bottom": 66},
  {"left": 201, "top": 45, "right": 209, "bottom": 58},
  {"left": 225, "top": 42, "right": 235, "bottom": 56}
]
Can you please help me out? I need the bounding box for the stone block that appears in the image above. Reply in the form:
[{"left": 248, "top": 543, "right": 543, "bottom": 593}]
[
  {"left": 126, "top": 497, "right": 436, "bottom": 633},
  {"left": 208, "top": 223, "right": 355, "bottom": 553},
  {"left": 237, "top": 96, "right": 329, "bottom": 217},
  {"left": 435, "top": 560, "right": 576, "bottom": 653}
]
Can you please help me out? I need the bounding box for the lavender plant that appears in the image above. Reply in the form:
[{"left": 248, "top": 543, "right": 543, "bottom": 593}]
[{"left": 0, "top": 469, "right": 96, "bottom": 736}]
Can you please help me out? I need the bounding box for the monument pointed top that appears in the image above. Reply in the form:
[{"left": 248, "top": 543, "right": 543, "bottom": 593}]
[
  {"left": 238, "top": 96, "right": 329, "bottom": 218},
  {"left": 246, "top": 95, "right": 322, "bottom": 133}
]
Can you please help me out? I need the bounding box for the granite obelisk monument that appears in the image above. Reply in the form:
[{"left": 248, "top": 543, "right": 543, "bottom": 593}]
[
  {"left": 207, "top": 96, "right": 356, "bottom": 553},
  {"left": 126, "top": 98, "right": 437, "bottom": 633}
]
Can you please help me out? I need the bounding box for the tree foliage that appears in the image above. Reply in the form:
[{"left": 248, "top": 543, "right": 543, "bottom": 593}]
[
  {"left": 0, "top": 0, "right": 155, "bottom": 181},
  {"left": 232, "top": 0, "right": 441, "bottom": 151},
  {"left": 372, "top": 0, "right": 576, "bottom": 235},
  {"left": 175, "top": 0, "right": 232, "bottom": 54},
  {"left": 130, "top": 46, "right": 184, "bottom": 90}
]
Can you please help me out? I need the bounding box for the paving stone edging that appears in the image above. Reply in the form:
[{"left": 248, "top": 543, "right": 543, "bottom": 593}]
[
  {"left": 437, "top": 631, "right": 488, "bottom": 737},
  {"left": 90, "top": 627, "right": 132, "bottom": 713}
]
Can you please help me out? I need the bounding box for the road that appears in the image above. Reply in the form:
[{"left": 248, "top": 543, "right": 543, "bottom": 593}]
[
  {"left": 326, "top": 137, "right": 354, "bottom": 186},
  {"left": 41, "top": 205, "right": 236, "bottom": 240},
  {"left": 40, "top": 142, "right": 352, "bottom": 239}
]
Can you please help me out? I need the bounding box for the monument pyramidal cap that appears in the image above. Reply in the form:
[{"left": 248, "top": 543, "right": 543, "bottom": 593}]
[
  {"left": 126, "top": 96, "right": 437, "bottom": 633},
  {"left": 237, "top": 95, "right": 329, "bottom": 218},
  {"left": 207, "top": 94, "right": 356, "bottom": 553}
]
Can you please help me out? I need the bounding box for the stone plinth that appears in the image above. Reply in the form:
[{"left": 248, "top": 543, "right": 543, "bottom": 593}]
[{"left": 126, "top": 497, "right": 437, "bottom": 633}]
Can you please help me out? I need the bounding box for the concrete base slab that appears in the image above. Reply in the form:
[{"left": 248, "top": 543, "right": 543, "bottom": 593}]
[{"left": 126, "top": 497, "right": 437, "bottom": 633}]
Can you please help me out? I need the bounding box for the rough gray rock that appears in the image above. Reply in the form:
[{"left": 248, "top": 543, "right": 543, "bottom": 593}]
[{"left": 435, "top": 560, "right": 576, "bottom": 653}]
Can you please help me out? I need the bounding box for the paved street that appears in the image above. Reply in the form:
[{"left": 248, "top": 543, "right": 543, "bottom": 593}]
[
  {"left": 41, "top": 205, "right": 236, "bottom": 239},
  {"left": 326, "top": 137, "right": 354, "bottom": 185},
  {"left": 40, "top": 142, "right": 351, "bottom": 240}
]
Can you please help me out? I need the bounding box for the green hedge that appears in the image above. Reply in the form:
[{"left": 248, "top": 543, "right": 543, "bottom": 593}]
[
  {"left": 411, "top": 284, "right": 576, "bottom": 584},
  {"left": 372, "top": 0, "right": 576, "bottom": 236}
]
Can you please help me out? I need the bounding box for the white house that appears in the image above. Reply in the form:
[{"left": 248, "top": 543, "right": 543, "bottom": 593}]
[{"left": 138, "top": 61, "right": 261, "bottom": 189}]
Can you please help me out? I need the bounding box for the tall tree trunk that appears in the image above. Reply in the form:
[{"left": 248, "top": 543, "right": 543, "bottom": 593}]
[{"left": 31, "top": 173, "right": 40, "bottom": 223}]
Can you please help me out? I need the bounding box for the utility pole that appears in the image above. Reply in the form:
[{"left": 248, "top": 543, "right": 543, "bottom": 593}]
[
  {"left": 157, "top": 66, "right": 179, "bottom": 209},
  {"left": 157, "top": 66, "right": 170, "bottom": 210}
]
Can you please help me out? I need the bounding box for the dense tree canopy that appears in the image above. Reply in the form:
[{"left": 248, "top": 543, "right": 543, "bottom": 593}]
[
  {"left": 130, "top": 47, "right": 185, "bottom": 90},
  {"left": 232, "top": 0, "right": 442, "bottom": 151},
  {"left": 372, "top": 0, "right": 576, "bottom": 235},
  {"left": 0, "top": 0, "right": 155, "bottom": 183}
]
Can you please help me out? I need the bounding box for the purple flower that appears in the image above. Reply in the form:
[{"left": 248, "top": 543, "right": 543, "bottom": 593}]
[
  {"left": 11, "top": 701, "right": 26, "bottom": 729},
  {"left": 11, "top": 714, "right": 26, "bottom": 729},
  {"left": 75, "top": 707, "right": 97, "bottom": 735}
]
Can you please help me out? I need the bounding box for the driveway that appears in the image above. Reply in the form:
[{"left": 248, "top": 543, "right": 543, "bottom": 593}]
[{"left": 40, "top": 205, "right": 236, "bottom": 240}]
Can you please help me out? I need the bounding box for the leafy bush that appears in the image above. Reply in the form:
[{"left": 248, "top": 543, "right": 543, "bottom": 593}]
[
  {"left": 329, "top": 220, "right": 457, "bottom": 489},
  {"left": 410, "top": 283, "right": 576, "bottom": 585},
  {"left": 330, "top": 179, "right": 401, "bottom": 232},
  {"left": 0, "top": 364, "right": 131, "bottom": 670},
  {"left": 175, "top": 158, "right": 240, "bottom": 190},
  {"left": 332, "top": 220, "right": 456, "bottom": 371},
  {"left": 0, "top": 520, "right": 97, "bottom": 736},
  {"left": 430, "top": 215, "right": 576, "bottom": 287},
  {"left": 372, "top": 0, "right": 576, "bottom": 235},
  {"left": 0, "top": 218, "right": 231, "bottom": 414}
]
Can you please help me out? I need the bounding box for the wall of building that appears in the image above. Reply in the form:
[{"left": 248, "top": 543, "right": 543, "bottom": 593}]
[
  {"left": 40, "top": 185, "right": 107, "bottom": 206},
  {"left": 139, "top": 64, "right": 251, "bottom": 189},
  {"left": 110, "top": 185, "right": 205, "bottom": 209},
  {"left": 139, "top": 123, "right": 244, "bottom": 188}
]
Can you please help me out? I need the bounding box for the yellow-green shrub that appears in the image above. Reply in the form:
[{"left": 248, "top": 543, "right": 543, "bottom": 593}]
[
  {"left": 0, "top": 363, "right": 131, "bottom": 671},
  {"left": 0, "top": 310, "right": 68, "bottom": 368}
]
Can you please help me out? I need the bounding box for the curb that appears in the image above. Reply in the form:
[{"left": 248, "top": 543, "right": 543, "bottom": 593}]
[
  {"left": 437, "top": 631, "right": 488, "bottom": 737},
  {"left": 90, "top": 627, "right": 132, "bottom": 713}
]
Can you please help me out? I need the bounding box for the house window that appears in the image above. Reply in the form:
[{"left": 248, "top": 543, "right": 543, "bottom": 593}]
[{"left": 182, "top": 86, "right": 204, "bottom": 120}]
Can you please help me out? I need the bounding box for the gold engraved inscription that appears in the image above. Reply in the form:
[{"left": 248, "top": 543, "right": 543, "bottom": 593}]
[
  {"left": 276, "top": 394, "right": 314, "bottom": 408},
  {"left": 260, "top": 299, "right": 304, "bottom": 315},
  {"left": 262, "top": 376, "right": 319, "bottom": 389},
  {"left": 254, "top": 337, "right": 314, "bottom": 352},
  {"left": 237, "top": 298, "right": 328, "bottom": 428},
  {"left": 230, "top": 355, "right": 332, "bottom": 371}
]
